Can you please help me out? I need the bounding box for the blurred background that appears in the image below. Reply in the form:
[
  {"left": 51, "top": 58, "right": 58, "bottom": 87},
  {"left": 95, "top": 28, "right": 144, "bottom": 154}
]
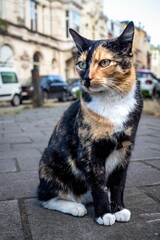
[{"left": 0, "top": 0, "right": 160, "bottom": 107}]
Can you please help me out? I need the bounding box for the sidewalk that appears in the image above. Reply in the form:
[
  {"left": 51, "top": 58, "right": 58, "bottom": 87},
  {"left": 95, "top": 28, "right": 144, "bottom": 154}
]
[{"left": 0, "top": 104, "right": 160, "bottom": 240}]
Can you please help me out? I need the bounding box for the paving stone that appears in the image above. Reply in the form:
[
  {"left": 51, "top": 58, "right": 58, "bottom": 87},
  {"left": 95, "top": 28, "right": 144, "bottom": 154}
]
[
  {"left": 11, "top": 142, "right": 46, "bottom": 150},
  {"left": 0, "top": 200, "right": 24, "bottom": 240},
  {"left": 145, "top": 143, "right": 160, "bottom": 151},
  {"left": 0, "top": 158, "right": 17, "bottom": 173},
  {"left": 0, "top": 107, "right": 160, "bottom": 240},
  {"left": 144, "top": 159, "right": 160, "bottom": 170},
  {"left": 126, "top": 162, "right": 160, "bottom": 187},
  {"left": 0, "top": 136, "right": 32, "bottom": 144},
  {"left": 132, "top": 147, "right": 160, "bottom": 160},
  {"left": 16, "top": 157, "right": 40, "bottom": 172},
  {"left": 0, "top": 148, "right": 41, "bottom": 159},
  {"left": 0, "top": 171, "right": 38, "bottom": 201},
  {"left": 0, "top": 144, "right": 12, "bottom": 152},
  {"left": 25, "top": 188, "right": 160, "bottom": 240},
  {"left": 140, "top": 185, "right": 160, "bottom": 202},
  {"left": 124, "top": 188, "right": 160, "bottom": 219}
]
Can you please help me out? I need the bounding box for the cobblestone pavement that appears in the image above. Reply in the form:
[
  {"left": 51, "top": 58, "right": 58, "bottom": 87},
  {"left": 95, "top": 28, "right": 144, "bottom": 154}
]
[{"left": 0, "top": 103, "right": 160, "bottom": 240}]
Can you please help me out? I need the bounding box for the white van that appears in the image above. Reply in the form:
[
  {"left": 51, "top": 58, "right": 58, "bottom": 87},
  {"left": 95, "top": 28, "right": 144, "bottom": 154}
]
[{"left": 0, "top": 67, "right": 22, "bottom": 106}]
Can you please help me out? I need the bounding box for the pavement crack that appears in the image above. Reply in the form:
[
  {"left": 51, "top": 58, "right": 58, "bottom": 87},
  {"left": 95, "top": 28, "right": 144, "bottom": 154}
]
[
  {"left": 143, "top": 161, "right": 160, "bottom": 171},
  {"left": 18, "top": 199, "right": 33, "bottom": 240},
  {"left": 138, "top": 187, "right": 160, "bottom": 204}
]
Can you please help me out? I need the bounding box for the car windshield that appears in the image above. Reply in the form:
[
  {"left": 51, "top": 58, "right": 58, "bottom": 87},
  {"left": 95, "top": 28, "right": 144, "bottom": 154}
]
[
  {"left": 137, "top": 72, "right": 151, "bottom": 78},
  {"left": 40, "top": 75, "right": 65, "bottom": 83},
  {"left": 1, "top": 72, "right": 18, "bottom": 84}
]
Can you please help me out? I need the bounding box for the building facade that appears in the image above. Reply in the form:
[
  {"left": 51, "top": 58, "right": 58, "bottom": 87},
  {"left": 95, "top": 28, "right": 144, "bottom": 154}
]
[
  {"left": 151, "top": 46, "right": 160, "bottom": 78},
  {"left": 0, "top": 0, "right": 108, "bottom": 85},
  {"left": 0, "top": 1, "right": 155, "bottom": 84},
  {"left": 81, "top": 0, "right": 108, "bottom": 40},
  {"left": 121, "top": 21, "right": 151, "bottom": 71},
  {"left": 107, "top": 19, "right": 123, "bottom": 39}
]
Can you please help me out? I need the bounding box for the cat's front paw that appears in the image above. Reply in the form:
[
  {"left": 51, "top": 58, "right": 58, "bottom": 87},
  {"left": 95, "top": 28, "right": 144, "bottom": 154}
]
[
  {"left": 70, "top": 204, "right": 87, "bottom": 217},
  {"left": 96, "top": 213, "right": 115, "bottom": 226},
  {"left": 114, "top": 209, "right": 131, "bottom": 222}
]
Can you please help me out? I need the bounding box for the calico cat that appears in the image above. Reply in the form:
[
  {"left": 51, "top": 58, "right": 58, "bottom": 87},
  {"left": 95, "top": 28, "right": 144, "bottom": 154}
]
[{"left": 38, "top": 21, "right": 143, "bottom": 226}]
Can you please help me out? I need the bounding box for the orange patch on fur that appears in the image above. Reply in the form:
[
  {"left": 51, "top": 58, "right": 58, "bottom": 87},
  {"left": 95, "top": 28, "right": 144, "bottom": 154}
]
[
  {"left": 111, "top": 65, "right": 136, "bottom": 94},
  {"left": 93, "top": 46, "right": 113, "bottom": 62},
  {"left": 87, "top": 45, "right": 136, "bottom": 94},
  {"left": 78, "top": 51, "right": 87, "bottom": 62},
  {"left": 89, "top": 46, "right": 113, "bottom": 80},
  {"left": 80, "top": 99, "right": 115, "bottom": 139}
]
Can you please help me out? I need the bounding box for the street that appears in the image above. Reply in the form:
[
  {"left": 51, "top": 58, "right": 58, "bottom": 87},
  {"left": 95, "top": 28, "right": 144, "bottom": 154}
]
[{"left": 0, "top": 103, "right": 160, "bottom": 240}]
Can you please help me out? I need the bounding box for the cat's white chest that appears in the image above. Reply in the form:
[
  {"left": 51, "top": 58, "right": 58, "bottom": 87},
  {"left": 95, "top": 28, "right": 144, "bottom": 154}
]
[{"left": 86, "top": 87, "right": 136, "bottom": 132}]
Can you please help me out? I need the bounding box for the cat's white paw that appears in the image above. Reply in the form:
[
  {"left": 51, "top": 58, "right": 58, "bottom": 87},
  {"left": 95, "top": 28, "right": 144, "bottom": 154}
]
[
  {"left": 42, "top": 199, "right": 87, "bottom": 217},
  {"left": 114, "top": 209, "right": 131, "bottom": 222},
  {"left": 69, "top": 204, "right": 87, "bottom": 217},
  {"left": 96, "top": 213, "right": 116, "bottom": 226}
]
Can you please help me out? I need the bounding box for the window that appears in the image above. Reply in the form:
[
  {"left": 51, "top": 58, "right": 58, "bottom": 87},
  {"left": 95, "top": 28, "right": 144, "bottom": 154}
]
[
  {"left": 66, "top": 19, "right": 69, "bottom": 38},
  {"left": 30, "top": 0, "right": 37, "bottom": 31},
  {"left": 66, "top": 10, "right": 69, "bottom": 38},
  {"left": 1, "top": 72, "right": 18, "bottom": 84},
  {"left": 71, "top": 11, "right": 80, "bottom": 32},
  {"left": 0, "top": 44, "right": 13, "bottom": 67},
  {"left": 0, "top": 0, "right": 3, "bottom": 18},
  {"left": 111, "top": 21, "right": 114, "bottom": 32},
  {"left": 66, "top": 10, "right": 69, "bottom": 17},
  {"left": 17, "top": 0, "right": 25, "bottom": 25},
  {"left": 65, "top": 10, "right": 80, "bottom": 37}
]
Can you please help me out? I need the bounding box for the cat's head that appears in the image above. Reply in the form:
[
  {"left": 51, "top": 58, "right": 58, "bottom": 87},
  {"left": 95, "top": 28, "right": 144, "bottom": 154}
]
[{"left": 69, "top": 22, "right": 136, "bottom": 96}]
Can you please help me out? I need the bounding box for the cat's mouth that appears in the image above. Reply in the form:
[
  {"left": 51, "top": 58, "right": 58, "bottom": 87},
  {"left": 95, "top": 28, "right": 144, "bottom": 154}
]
[
  {"left": 89, "top": 86, "right": 106, "bottom": 93},
  {"left": 82, "top": 84, "right": 106, "bottom": 93},
  {"left": 82, "top": 79, "right": 109, "bottom": 94}
]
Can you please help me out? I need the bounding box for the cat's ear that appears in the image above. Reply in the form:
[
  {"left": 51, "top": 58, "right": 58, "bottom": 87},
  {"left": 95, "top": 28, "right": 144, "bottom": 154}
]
[
  {"left": 118, "top": 21, "right": 134, "bottom": 55},
  {"left": 69, "top": 29, "right": 91, "bottom": 53},
  {"left": 118, "top": 21, "right": 134, "bottom": 43}
]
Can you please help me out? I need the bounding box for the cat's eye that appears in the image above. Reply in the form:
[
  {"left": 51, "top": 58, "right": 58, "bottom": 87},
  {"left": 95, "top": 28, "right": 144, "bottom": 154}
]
[
  {"left": 77, "top": 61, "right": 86, "bottom": 70},
  {"left": 99, "top": 59, "right": 111, "bottom": 68}
]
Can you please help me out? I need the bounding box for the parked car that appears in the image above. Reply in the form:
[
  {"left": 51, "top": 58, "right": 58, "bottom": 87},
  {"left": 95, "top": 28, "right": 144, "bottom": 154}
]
[
  {"left": 0, "top": 67, "right": 22, "bottom": 106},
  {"left": 21, "top": 80, "right": 33, "bottom": 102},
  {"left": 136, "top": 69, "right": 159, "bottom": 98},
  {"left": 153, "top": 78, "right": 160, "bottom": 99},
  {"left": 40, "top": 75, "right": 75, "bottom": 102},
  {"left": 21, "top": 75, "right": 75, "bottom": 102}
]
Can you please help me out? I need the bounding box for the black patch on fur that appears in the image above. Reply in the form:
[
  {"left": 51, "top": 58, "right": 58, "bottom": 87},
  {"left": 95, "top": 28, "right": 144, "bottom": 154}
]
[{"left": 81, "top": 89, "right": 92, "bottom": 102}]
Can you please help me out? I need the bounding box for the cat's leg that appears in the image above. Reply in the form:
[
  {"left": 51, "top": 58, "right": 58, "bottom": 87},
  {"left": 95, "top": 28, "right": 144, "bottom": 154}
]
[
  {"left": 93, "top": 184, "right": 116, "bottom": 226},
  {"left": 38, "top": 173, "right": 87, "bottom": 217},
  {"left": 107, "top": 164, "right": 131, "bottom": 222},
  {"left": 77, "top": 141, "right": 117, "bottom": 226},
  {"left": 79, "top": 162, "right": 116, "bottom": 226},
  {"left": 38, "top": 174, "right": 88, "bottom": 217},
  {"left": 41, "top": 197, "right": 87, "bottom": 217}
]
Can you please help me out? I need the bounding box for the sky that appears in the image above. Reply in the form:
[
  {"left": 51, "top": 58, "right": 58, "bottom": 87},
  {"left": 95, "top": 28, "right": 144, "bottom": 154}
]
[{"left": 103, "top": 0, "right": 160, "bottom": 46}]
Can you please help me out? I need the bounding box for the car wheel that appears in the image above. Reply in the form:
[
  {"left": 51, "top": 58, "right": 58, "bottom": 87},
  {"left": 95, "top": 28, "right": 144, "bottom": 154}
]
[
  {"left": 11, "top": 94, "right": 21, "bottom": 106},
  {"left": 61, "top": 91, "right": 67, "bottom": 102},
  {"left": 152, "top": 88, "right": 159, "bottom": 100}
]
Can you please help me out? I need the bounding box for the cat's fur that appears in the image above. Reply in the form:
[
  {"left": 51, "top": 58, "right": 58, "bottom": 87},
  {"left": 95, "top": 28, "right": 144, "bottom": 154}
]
[{"left": 38, "top": 22, "right": 143, "bottom": 226}]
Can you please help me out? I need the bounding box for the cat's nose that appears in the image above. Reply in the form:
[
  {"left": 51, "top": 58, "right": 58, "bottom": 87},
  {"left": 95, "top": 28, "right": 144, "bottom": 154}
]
[{"left": 83, "top": 71, "right": 93, "bottom": 87}]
